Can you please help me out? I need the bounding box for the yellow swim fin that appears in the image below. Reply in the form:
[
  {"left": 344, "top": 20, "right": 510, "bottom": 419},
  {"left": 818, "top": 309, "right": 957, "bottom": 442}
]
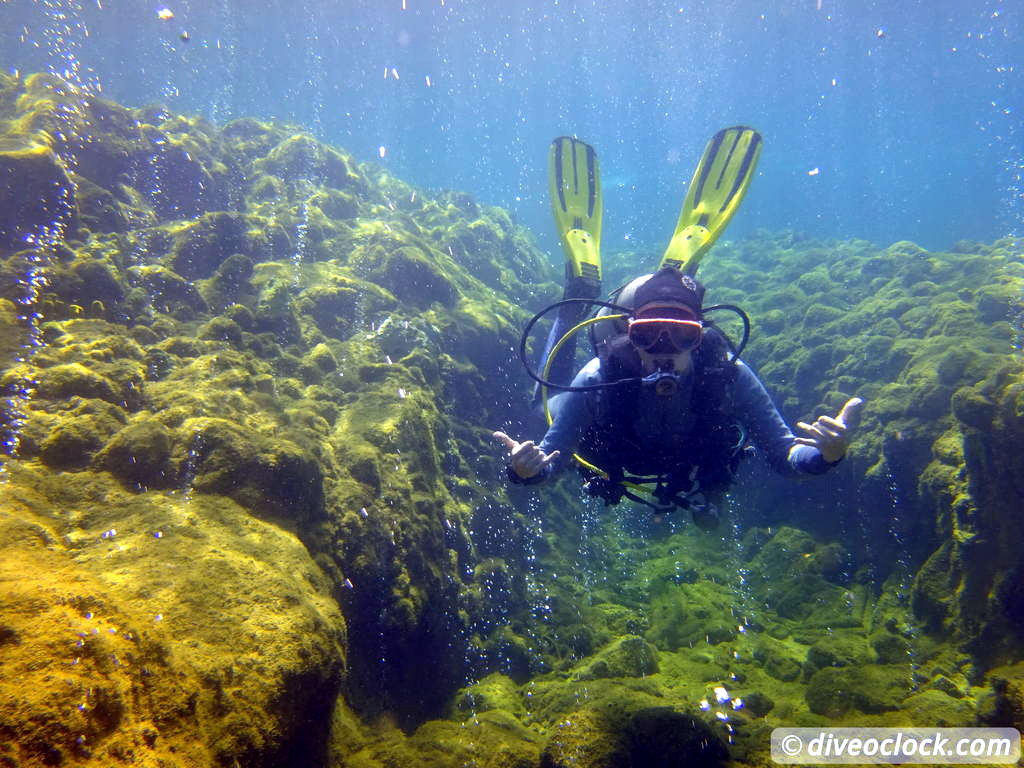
[
  {"left": 660, "top": 126, "right": 763, "bottom": 276},
  {"left": 549, "top": 136, "right": 602, "bottom": 292}
]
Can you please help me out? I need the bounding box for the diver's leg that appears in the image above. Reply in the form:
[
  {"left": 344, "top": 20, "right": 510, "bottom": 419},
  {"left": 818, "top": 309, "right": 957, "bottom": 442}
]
[
  {"left": 533, "top": 271, "right": 601, "bottom": 398},
  {"left": 541, "top": 136, "right": 603, "bottom": 397}
]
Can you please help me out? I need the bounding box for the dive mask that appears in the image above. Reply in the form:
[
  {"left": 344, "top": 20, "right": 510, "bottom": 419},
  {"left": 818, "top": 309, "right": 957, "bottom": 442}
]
[{"left": 627, "top": 317, "right": 703, "bottom": 353}]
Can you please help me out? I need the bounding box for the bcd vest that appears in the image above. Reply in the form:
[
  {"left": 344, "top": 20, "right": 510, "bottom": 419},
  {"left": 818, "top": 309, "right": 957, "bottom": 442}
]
[{"left": 577, "top": 327, "right": 745, "bottom": 501}]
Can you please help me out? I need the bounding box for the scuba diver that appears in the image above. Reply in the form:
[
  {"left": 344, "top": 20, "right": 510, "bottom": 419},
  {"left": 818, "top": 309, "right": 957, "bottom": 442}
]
[{"left": 493, "top": 127, "right": 863, "bottom": 528}]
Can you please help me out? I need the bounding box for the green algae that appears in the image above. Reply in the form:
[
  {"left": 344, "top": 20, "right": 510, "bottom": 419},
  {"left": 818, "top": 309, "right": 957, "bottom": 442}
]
[{"left": 1, "top": 72, "right": 1022, "bottom": 767}]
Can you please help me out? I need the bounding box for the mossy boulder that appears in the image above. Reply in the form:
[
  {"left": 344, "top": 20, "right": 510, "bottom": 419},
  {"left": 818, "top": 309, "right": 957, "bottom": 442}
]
[
  {"left": 910, "top": 541, "right": 955, "bottom": 631},
  {"left": 805, "top": 664, "right": 911, "bottom": 717},
  {"left": 572, "top": 635, "right": 659, "bottom": 681},
  {"left": 353, "top": 243, "right": 457, "bottom": 308},
  {"left": 133, "top": 124, "right": 227, "bottom": 220},
  {"left": 806, "top": 634, "right": 874, "bottom": 669},
  {"left": 743, "top": 691, "right": 775, "bottom": 718},
  {"left": 975, "top": 280, "right": 1022, "bottom": 323},
  {"left": 35, "top": 363, "right": 120, "bottom": 403},
  {"left": 978, "top": 663, "right": 1024, "bottom": 729},
  {"left": 311, "top": 188, "right": 360, "bottom": 221},
  {"left": 537, "top": 704, "right": 726, "bottom": 768},
  {"left": 902, "top": 689, "right": 976, "bottom": 726},
  {"left": 168, "top": 212, "right": 267, "bottom": 280},
  {"left": 198, "top": 316, "right": 244, "bottom": 347},
  {"left": 454, "top": 673, "right": 525, "bottom": 719},
  {"left": 296, "top": 268, "right": 397, "bottom": 338},
  {"left": 39, "top": 409, "right": 122, "bottom": 469},
  {"left": 50, "top": 255, "right": 126, "bottom": 308},
  {"left": 72, "top": 173, "right": 132, "bottom": 233},
  {"left": 927, "top": 673, "right": 968, "bottom": 699},
  {"left": 584, "top": 603, "right": 648, "bottom": 636},
  {"left": 199, "top": 252, "right": 256, "bottom": 311},
  {"left": 306, "top": 342, "right": 338, "bottom": 373},
  {"left": 0, "top": 298, "right": 23, "bottom": 365},
  {"left": 626, "top": 707, "right": 728, "bottom": 768},
  {"left": 183, "top": 417, "right": 324, "bottom": 522},
  {"left": 645, "top": 593, "right": 690, "bottom": 651},
  {"left": 339, "top": 712, "right": 541, "bottom": 768},
  {"left": 870, "top": 629, "right": 914, "bottom": 664},
  {"left": 539, "top": 708, "right": 629, "bottom": 768},
  {"left": 802, "top": 303, "right": 844, "bottom": 329},
  {"left": 951, "top": 384, "right": 997, "bottom": 430},
  {"left": 0, "top": 468, "right": 346, "bottom": 768},
  {"left": 0, "top": 137, "right": 77, "bottom": 250},
  {"left": 480, "top": 626, "right": 535, "bottom": 685},
  {"left": 753, "top": 636, "right": 805, "bottom": 683},
  {"left": 94, "top": 419, "right": 174, "bottom": 487},
  {"left": 255, "top": 133, "right": 365, "bottom": 193},
  {"left": 128, "top": 264, "right": 208, "bottom": 316},
  {"left": 747, "top": 526, "right": 815, "bottom": 581}
]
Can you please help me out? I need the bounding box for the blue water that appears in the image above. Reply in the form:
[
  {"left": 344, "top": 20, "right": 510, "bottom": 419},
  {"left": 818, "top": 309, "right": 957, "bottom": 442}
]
[{"left": 2, "top": 0, "right": 1020, "bottom": 255}]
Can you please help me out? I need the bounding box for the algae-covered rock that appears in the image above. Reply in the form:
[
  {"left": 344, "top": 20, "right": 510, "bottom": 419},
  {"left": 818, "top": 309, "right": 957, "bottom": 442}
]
[
  {"left": 94, "top": 419, "right": 175, "bottom": 487},
  {"left": 753, "top": 635, "right": 805, "bottom": 683},
  {"left": 806, "top": 633, "right": 874, "bottom": 669},
  {"left": 255, "top": 133, "right": 365, "bottom": 193},
  {"left": 0, "top": 507, "right": 206, "bottom": 766},
  {"left": 72, "top": 173, "right": 132, "bottom": 233},
  {"left": 0, "top": 469, "right": 345, "bottom": 768},
  {"left": 128, "top": 264, "right": 208, "bottom": 316},
  {"left": 183, "top": 417, "right": 324, "bottom": 522},
  {"left": 198, "top": 315, "right": 244, "bottom": 346},
  {"left": 626, "top": 707, "right": 728, "bottom": 768},
  {"left": 746, "top": 527, "right": 860, "bottom": 624},
  {"left": 35, "top": 362, "right": 120, "bottom": 403},
  {"left": 743, "top": 691, "right": 775, "bottom": 718},
  {"left": 339, "top": 712, "right": 541, "bottom": 768},
  {"left": 306, "top": 341, "right": 338, "bottom": 373},
  {"left": 540, "top": 709, "right": 629, "bottom": 768},
  {"left": 870, "top": 628, "right": 914, "bottom": 664},
  {"left": 573, "top": 635, "right": 659, "bottom": 680},
  {"left": 584, "top": 603, "right": 648, "bottom": 636},
  {"left": 168, "top": 212, "right": 276, "bottom": 280},
  {"left": 538, "top": 705, "right": 726, "bottom": 768},
  {"left": 480, "top": 626, "right": 535, "bottom": 685},
  {"left": 39, "top": 408, "right": 123, "bottom": 469},
  {"left": 50, "top": 254, "right": 127, "bottom": 308},
  {"left": 928, "top": 673, "right": 968, "bottom": 699},
  {"left": 200, "top": 252, "right": 256, "bottom": 311},
  {"left": 455, "top": 673, "right": 525, "bottom": 719},
  {"left": 911, "top": 540, "right": 956, "bottom": 632},
  {"left": 352, "top": 241, "right": 458, "bottom": 308},
  {"left": 805, "top": 664, "right": 911, "bottom": 717},
  {"left": 902, "top": 689, "right": 976, "bottom": 726},
  {"left": 0, "top": 137, "right": 77, "bottom": 250},
  {"left": 644, "top": 592, "right": 690, "bottom": 651},
  {"left": 978, "top": 663, "right": 1024, "bottom": 729}
]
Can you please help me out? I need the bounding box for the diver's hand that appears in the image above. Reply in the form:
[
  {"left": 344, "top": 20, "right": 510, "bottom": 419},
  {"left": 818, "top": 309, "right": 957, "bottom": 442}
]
[
  {"left": 493, "top": 431, "right": 560, "bottom": 480},
  {"left": 795, "top": 397, "right": 864, "bottom": 464}
]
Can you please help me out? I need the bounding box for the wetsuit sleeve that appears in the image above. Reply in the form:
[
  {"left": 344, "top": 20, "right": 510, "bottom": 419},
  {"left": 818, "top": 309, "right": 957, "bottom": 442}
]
[
  {"left": 508, "top": 359, "right": 600, "bottom": 485},
  {"left": 732, "top": 360, "right": 836, "bottom": 476}
]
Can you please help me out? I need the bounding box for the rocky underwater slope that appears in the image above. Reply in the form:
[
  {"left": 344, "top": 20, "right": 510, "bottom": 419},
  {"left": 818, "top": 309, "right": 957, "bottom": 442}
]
[{"left": 1, "top": 71, "right": 1023, "bottom": 768}]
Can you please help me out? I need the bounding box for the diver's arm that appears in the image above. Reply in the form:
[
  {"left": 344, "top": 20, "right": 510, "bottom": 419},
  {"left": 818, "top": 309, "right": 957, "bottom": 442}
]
[
  {"left": 732, "top": 361, "right": 835, "bottom": 475},
  {"left": 494, "top": 359, "right": 600, "bottom": 485}
]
